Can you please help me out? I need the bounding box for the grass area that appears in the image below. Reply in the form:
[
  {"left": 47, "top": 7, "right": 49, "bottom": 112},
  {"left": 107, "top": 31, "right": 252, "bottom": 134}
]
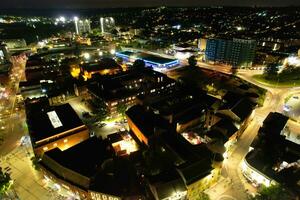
[
  {"left": 253, "top": 74, "right": 300, "bottom": 87},
  {"left": 284, "top": 94, "right": 293, "bottom": 103}
]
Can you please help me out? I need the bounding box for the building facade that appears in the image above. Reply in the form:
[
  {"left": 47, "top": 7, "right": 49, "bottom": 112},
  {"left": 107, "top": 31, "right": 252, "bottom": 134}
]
[
  {"left": 75, "top": 19, "right": 92, "bottom": 35},
  {"left": 205, "top": 38, "right": 256, "bottom": 68}
]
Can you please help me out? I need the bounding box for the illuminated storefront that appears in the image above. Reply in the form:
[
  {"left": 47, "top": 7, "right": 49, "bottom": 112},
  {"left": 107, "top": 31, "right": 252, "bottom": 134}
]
[{"left": 241, "top": 158, "right": 275, "bottom": 187}]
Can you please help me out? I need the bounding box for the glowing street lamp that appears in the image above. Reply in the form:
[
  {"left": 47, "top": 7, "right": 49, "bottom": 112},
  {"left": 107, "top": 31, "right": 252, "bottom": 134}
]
[
  {"left": 83, "top": 53, "right": 90, "bottom": 60},
  {"left": 59, "top": 16, "right": 66, "bottom": 23},
  {"left": 110, "top": 49, "right": 116, "bottom": 55}
]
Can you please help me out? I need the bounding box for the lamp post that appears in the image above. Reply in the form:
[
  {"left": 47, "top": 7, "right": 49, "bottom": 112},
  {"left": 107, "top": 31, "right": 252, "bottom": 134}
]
[{"left": 74, "top": 17, "right": 79, "bottom": 35}]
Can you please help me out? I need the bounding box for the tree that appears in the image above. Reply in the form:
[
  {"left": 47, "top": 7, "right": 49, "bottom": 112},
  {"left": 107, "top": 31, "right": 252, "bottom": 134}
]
[
  {"left": 133, "top": 59, "right": 145, "bottom": 69},
  {"left": 196, "top": 192, "right": 211, "bottom": 200},
  {"left": 264, "top": 63, "right": 279, "bottom": 77},
  {"left": 249, "top": 184, "right": 293, "bottom": 200},
  {"left": 188, "top": 55, "right": 197, "bottom": 67},
  {"left": 116, "top": 57, "right": 124, "bottom": 65},
  {"left": 89, "top": 98, "right": 109, "bottom": 122},
  {"left": 116, "top": 103, "right": 128, "bottom": 118},
  {"left": 31, "top": 156, "right": 40, "bottom": 170},
  {"left": 0, "top": 168, "right": 13, "bottom": 195}
]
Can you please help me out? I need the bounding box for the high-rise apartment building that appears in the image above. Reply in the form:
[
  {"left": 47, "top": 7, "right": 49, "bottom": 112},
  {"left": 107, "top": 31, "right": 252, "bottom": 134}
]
[
  {"left": 205, "top": 38, "right": 256, "bottom": 68},
  {"left": 99, "top": 17, "right": 115, "bottom": 33},
  {"left": 74, "top": 18, "right": 91, "bottom": 35}
]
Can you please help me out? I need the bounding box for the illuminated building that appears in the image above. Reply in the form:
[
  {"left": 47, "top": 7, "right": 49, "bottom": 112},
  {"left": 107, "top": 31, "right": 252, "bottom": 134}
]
[
  {"left": 74, "top": 18, "right": 91, "bottom": 35},
  {"left": 242, "top": 112, "right": 300, "bottom": 196},
  {"left": 126, "top": 104, "right": 222, "bottom": 200},
  {"left": 1, "top": 39, "right": 27, "bottom": 49},
  {"left": 107, "top": 132, "right": 139, "bottom": 156},
  {"left": 198, "top": 38, "right": 207, "bottom": 51},
  {"left": 19, "top": 80, "right": 46, "bottom": 99},
  {"left": 88, "top": 68, "right": 176, "bottom": 115},
  {"left": 99, "top": 17, "right": 115, "bottom": 34},
  {"left": 205, "top": 38, "right": 256, "bottom": 68},
  {"left": 116, "top": 51, "right": 179, "bottom": 71},
  {"left": 40, "top": 137, "right": 145, "bottom": 200},
  {"left": 147, "top": 169, "right": 187, "bottom": 200},
  {"left": 80, "top": 58, "right": 123, "bottom": 81},
  {"left": 136, "top": 88, "right": 213, "bottom": 133},
  {"left": 26, "top": 100, "right": 90, "bottom": 156}
]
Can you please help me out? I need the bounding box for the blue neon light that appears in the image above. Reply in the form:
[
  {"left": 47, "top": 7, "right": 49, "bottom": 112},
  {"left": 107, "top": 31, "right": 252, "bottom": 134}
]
[{"left": 116, "top": 52, "right": 179, "bottom": 68}]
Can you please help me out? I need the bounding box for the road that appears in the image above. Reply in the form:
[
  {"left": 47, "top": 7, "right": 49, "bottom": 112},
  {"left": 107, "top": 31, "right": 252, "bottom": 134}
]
[
  {"left": 1, "top": 51, "right": 299, "bottom": 200},
  {"left": 193, "top": 62, "right": 300, "bottom": 199},
  {"left": 0, "top": 54, "right": 27, "bottom": 156}
]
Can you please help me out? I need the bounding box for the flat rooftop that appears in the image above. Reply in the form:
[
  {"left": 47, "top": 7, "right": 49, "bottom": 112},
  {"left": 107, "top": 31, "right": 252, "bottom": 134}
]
[
  {"left": 26, "top": 103, "right": 85, "bottom": 143},
  {"left": 126, "top": 105, "right": 170, "bottom": 138},
  {"left": 80, "top": 58, "right": 122, "bottom": 72},
  {"left": 44, "top": 137, "right": 113, "bottom": 177},
  {"left": 117, "top": 51, "right": 178, "bottom": 65}
]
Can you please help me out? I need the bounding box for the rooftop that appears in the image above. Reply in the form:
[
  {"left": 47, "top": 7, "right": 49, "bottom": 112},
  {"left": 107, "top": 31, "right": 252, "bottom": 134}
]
[
  {"left": 261, "top": 112, "right": 289, "bottom": 136},
  {"left": 26, "top": 103, "right": 85, "bottom": 143},
  {"left": 117, "top": 51, "right": 178, "bottom": 65},
  {"left": 80, "top": 58, "right": 122, "bottom": 72},
  {"left": 44, "top": 137, "right": 113, "bottom": 177},
  {"left": 126, "top": 105, "right": 170, "bottom": 138}
]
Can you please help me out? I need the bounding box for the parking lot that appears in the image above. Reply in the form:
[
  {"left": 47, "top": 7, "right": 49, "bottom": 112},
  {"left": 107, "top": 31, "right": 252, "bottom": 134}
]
[{"left": 283, "top": 94, "right": 300, "bottom": 120}]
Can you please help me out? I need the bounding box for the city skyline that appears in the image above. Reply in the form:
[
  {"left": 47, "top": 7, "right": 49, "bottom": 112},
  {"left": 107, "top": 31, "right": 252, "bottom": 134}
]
[
  {"left": 0, "top": 5, "right": 299, "bottom": 200},
  {"left": 1, "top": 0, "right": 300, "bottom": 9}
]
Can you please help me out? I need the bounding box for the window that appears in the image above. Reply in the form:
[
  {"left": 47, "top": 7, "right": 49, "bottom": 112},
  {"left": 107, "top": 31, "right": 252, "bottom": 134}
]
[
  {"left": 64, "top": 139, "right": 68, "bottom": 143},
  {"left": 43, "top": 147, "right": 48, "bottom": 151},
  {"left": 53, "top": 143, "right": 57, "bottom": 147}
]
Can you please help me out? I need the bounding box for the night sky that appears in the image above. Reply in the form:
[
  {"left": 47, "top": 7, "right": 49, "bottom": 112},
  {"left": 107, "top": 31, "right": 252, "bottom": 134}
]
[{"left": 1, "top": 0, "right": 299, "bottom": 8}]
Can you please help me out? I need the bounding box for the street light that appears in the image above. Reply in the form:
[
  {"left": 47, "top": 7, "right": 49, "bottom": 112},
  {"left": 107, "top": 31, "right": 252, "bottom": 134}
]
[
  {"left": 110, "top": 49, "right": 116, "bottom": 55},
  {"left": 83, "top": 53, "right": 90, "bottom": 60},
  {"left": 59, "top": 16, "right": 66, "bottom": 23}
]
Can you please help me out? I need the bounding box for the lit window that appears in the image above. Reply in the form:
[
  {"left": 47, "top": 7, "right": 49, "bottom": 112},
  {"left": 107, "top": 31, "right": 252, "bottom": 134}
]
[
  {"left": 43, "top": 147, "right": 48, "bottom": 151},
  {"left": 53, "top": 143, "right": 57, "bottom": 147},
  {"left": 64, "top": 139, "right": 68, "bottom": 143}
]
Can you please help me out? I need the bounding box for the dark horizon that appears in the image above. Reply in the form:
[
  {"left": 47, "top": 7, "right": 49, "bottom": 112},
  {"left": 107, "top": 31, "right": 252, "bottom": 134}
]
[
  {"left": 0, "top": 6, "right": 299, "bottom": 17},
  {"left": 0, "top": 0, "right": 300, "bottom": 10}
]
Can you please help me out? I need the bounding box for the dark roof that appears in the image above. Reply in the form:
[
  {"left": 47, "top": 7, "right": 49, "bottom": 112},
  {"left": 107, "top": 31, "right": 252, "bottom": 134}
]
[
  {"left": 44, "top": 137, "right": 114, "bottom": 177},
  {"left": 88, "top": 68, "right": 175, "bottom": 102},
  {"left": 177, "top": 158, "right": 213, "bottom": 185},
  {"left": 147, "top": 90, "right": 207, "bottom": 118},
  {"left": 277, "top": 167, "right": 300, "bottom": 194},
  {"left": 206, "top": 129, "right": 227, "bottom": 142},
  {"left": 19, "top": 80, "right": 41, "bottom": 87},
  {"left": 261, "top": 112, "right": 289, "bottom": 136},
  {"left": 222, "top": 91, "right": 244, "bottom": 108},
  {"left": 245, "top": 150, "right": 276, "bottom": 180},
  {"left": 126, "top": 105, "right": 170, "bottom": 138},
  {"left": 91, "top": 158, "right": 145, "bottom": 198},
  {"left": 220, "top": 96, "right": 255, "bottom": 122},
  {"left": 212, "top": 118, "right": 238, "bottom": 138},
  {"left": 148, "top": 169, "right": 186, "bottom": 200},
  {"left": 161, "top": 131, "right": 213, "bottom": 164},
  {"left": 231, "top": 98, "right": 256, "bottom": 121},
  {"left": 107, "top": 133, "right": 123, "bottom": 144},
  {"left": 81, "top": 58, "right": 122, "bottom": 72},
  {"left": 27, "top": 103, "right": 84, "bottom": 143}
]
